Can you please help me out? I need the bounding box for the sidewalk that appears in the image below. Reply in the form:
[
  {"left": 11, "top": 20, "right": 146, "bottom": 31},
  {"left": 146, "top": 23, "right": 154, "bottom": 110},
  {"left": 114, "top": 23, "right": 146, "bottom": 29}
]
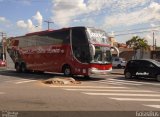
[{"left": 111, "top": 69, "right": 124, "bottom": 75}]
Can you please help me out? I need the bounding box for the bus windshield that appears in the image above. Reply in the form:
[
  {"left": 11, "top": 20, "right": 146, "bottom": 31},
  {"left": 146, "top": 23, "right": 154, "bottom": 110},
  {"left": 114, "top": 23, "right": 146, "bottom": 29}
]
[
  {"left": 87, "top": 28, "right": 110, "bottom": 45},
  {"left": 87, "top": 28, "right": 112, "bottom": 64},
  {"left": 71, "top": 27, "right": 112, "bottom": 64},
  {"left": 90, "top": 45, "right": 112, "bottom": 64}
]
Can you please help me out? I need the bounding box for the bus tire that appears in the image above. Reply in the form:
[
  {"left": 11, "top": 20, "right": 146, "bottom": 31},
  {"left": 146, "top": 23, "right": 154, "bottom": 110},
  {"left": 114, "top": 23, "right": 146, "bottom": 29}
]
[
  {"left": 15, "top": 63, "right": 21, "bottom": 73},
  {"left": 62, "top": 65, "right": 72, "bottom": 77},
  {"left": 21, "top": 63, "right": 27, "bottom": 73}
]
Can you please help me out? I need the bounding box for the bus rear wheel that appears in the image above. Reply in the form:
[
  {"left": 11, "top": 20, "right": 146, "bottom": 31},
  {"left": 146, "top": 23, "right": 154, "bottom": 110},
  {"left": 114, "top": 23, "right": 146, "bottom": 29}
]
[
  {"left": 63, "top": 65, "right": 72, "bottom": 77},
  {"left": 21, "top": 63, "right": 27, "bottom": 73},
  {"left": 15, "top": 63, "right": 21, "bottom": 72}
]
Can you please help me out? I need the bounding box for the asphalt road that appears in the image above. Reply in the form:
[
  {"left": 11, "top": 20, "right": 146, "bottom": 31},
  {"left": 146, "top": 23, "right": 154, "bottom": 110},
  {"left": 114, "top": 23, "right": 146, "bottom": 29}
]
[{"left": 0, "top": 69, "right": 160, "bottom": 117}]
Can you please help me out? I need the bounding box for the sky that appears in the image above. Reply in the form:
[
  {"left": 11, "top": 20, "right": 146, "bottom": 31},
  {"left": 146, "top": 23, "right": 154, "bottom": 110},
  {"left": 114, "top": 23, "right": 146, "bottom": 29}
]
[{"left": 0, "top": 0, "right": 160, "bottom": 46}]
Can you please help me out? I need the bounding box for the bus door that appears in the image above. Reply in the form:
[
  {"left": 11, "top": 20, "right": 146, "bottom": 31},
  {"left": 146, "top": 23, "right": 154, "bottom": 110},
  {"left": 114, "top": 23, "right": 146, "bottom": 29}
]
[{"left": 71, "top": 27, "right": 90, "bottom": 74}]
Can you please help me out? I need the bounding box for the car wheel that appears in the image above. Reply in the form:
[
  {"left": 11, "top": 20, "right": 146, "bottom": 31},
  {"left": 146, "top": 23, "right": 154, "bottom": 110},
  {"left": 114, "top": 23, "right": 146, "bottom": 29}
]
[
  {"left": 117, "top": 64, "right": 122, "bottom": 68},
  {"left": 63, "top": 65, "right": 72, "bottom": 77},
  {"left": 156, "top": 75, "right": 160, "bottom": 82},
  {"left": 125, "top": 72, "right": 132, "bottom": 79}
]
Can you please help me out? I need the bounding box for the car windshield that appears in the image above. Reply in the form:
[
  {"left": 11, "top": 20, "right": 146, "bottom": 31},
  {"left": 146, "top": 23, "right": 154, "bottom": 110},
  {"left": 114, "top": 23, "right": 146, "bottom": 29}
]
[{"left": 151, "top": 59, "right": 160, "bottom": 67}]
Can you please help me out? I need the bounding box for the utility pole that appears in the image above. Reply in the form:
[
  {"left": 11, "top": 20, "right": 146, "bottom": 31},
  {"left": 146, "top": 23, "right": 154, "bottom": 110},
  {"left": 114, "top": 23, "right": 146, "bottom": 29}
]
[
  {"left": 0, "top": 32, "right": 7, "bottom": 61},
  {"left": 153, "top": 32, "right": 155, "bottom": 51},
  {"left": 44, "top": 20, "right": 54, "bottom": 30},
  {"left": 155, "top": 38, "right": 156, "bottom": 50}
]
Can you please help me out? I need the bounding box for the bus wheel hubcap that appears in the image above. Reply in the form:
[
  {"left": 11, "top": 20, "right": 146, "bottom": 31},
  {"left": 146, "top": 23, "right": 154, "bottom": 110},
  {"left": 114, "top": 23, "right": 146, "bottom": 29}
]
[{"left": 64, "top": 67, "right": 71, "bottom": 76}]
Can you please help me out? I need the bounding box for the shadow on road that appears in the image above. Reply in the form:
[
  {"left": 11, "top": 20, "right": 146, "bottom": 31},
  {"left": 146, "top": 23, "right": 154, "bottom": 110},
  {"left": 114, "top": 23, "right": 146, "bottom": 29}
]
[{"left": 0, "top": 70, "right": 105, "bottom": 82}]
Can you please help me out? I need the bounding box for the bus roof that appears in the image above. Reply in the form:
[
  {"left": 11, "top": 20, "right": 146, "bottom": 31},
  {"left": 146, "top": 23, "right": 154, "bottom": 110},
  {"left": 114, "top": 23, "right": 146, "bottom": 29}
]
[
  {"left": 26, "top": 26, "right": 87, "bottom": 36},
  {"left": 26, "top": 29, "right": 54, "bottom": 36},
  {"left": 10, "top": 26, "right": 102, "bottom": 38}
]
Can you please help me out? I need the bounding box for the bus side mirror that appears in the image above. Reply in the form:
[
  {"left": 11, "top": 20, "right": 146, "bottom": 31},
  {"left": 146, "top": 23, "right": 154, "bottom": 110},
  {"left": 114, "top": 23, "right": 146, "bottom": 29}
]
[{"left": 110, "top": 46, "right": 119, "bottom": 57}]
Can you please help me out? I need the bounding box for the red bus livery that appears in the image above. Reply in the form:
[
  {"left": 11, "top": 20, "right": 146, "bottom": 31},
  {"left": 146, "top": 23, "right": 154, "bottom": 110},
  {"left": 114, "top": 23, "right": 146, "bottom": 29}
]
[{"left": 7, "top": 27, "right": 113, "bottom": 77}]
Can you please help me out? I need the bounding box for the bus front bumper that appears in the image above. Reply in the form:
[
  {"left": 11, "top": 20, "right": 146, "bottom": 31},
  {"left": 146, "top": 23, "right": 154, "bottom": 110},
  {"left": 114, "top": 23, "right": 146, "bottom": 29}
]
[{"left": 88, "top": 67, "right": 112, "bottom": 75}]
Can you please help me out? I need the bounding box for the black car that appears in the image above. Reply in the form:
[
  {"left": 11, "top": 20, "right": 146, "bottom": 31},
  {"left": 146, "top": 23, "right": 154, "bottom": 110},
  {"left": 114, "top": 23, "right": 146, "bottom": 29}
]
[{"left": 124, "top": 59, "right": 160, "bottom": 81}]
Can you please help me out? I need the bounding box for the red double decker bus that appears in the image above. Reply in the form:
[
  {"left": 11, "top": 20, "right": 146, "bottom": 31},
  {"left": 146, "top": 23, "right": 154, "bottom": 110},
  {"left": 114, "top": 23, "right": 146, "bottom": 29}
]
[{"left": 7, "top": 27, "right": 114, "bottom": 77}]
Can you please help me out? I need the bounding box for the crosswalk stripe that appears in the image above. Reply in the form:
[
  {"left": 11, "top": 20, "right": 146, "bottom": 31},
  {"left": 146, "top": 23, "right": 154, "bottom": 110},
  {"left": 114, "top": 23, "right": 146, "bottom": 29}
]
[
  {"left": 92, "top": 80, "right": 142, "bottom": 86},
  {"left": 105, "top": 81, "right": 142, "bottom": 85},
  {"left": 93, "top": 81, "right": 123, "bottom": 85},
  {"left": 143, "top": 105, "right": 160, "bottom": 109},
  {"left": 49, "top": 85, "right": 127, "bottom": 88},
  {"left": 65, "top": 89, "right": 155, "bottom": 92},
  {"left": 103, "top": 82, "right": 123, "bottom": 85},
  {"left": 83, "top": 93, "right": 160, "bottom": 97},
  {"left": 109, "top": 98, "right": 160, "bottom": 101},
  {"left": 93, "top": 80, "right": 142, "bottom": 85},
  {"left": 108, "top": 78, "right": 160, "bottom": 86}
]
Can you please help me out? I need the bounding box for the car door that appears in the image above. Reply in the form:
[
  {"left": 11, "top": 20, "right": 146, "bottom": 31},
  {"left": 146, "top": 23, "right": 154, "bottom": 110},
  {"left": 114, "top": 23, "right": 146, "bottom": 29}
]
[
  {"left": 137, "top": 61, "right": 156, "bottom": 78},
  {"left": 126, "top": 60, "right": 139, "bottom": 76},
  {"left": 132, "top": 61, "right": 140, "bottom": 76}
]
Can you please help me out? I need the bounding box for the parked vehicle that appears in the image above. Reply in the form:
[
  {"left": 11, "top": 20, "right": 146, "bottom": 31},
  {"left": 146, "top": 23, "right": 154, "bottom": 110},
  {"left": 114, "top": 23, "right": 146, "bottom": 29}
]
[
  {"left": 0, "top": 59, "right": 6, "bottom": 67},
  {"left": 7, "top": 26, "right": 117, "bottom": 77},
  {"left": 112, "top": 57, "right": 126, "bottom": 68},
  {"left": 124, "top": 59, "right": 160, "bottom": 81}
]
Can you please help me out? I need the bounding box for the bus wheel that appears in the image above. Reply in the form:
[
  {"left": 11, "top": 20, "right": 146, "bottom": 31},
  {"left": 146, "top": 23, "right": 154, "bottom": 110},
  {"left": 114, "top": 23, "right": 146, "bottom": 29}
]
[
  {"left": 156, "top": 75, "right": 160, "bottom": 82},
  {"left": 125, "top": 72, "right": 132, "bottom": 79},
  {"left": 63, "top": 65, "right": 72, "bottom": 77},
  {"left": 21, "top": 63, "right": 27, "bottom": 73},
  {"left": 15, "top": 63, "right": 21, "bottom": 72}
]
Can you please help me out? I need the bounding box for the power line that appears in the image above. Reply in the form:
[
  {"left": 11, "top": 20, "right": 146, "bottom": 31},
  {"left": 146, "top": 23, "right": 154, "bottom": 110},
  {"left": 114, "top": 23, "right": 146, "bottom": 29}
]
[
  {"left": 115, "top": 30, "right": 156, "bottom": 36},
  {"left": 113, "top": 25, "right": 160, "bottom": 33}
]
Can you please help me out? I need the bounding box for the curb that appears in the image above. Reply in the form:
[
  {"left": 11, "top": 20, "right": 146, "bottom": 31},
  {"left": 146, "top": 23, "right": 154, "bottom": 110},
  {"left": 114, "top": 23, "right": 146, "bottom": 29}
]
[{"left": 111, "top": 72, "right": 124, "bottom": 75}]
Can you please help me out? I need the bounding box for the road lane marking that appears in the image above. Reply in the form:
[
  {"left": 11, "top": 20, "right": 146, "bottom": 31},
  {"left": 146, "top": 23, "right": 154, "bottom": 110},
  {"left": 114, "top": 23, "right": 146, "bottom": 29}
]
[
  {"left": 49, "top": 85, "right": 127, "bottom": 88},
  {"left": 15, "top": 80, "right": 37, "bottom": 84},
  {"left": 5, "top": 79, "right": 31, "bottom": 83},
  {"left": 109, "top": 98, "right": 160, "bottom": 102},
  {"left": 143, "top": 105, "right": 160, "bottom": 109},
  {"left": 65, "top": 89, "right": 156, "bottom": 92},
  {"left": 0, "top": 92, "right": 5, "bottom": 94},
  {"left": 83, "top": 93, "right": 160, "bottom": 97}
]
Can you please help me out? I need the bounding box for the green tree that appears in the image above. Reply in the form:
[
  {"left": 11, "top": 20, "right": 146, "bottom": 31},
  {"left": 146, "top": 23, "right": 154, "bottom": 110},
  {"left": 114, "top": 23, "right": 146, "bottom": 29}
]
[{"left": 126, "top": 36, "right": 149, "bottom": 59}]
